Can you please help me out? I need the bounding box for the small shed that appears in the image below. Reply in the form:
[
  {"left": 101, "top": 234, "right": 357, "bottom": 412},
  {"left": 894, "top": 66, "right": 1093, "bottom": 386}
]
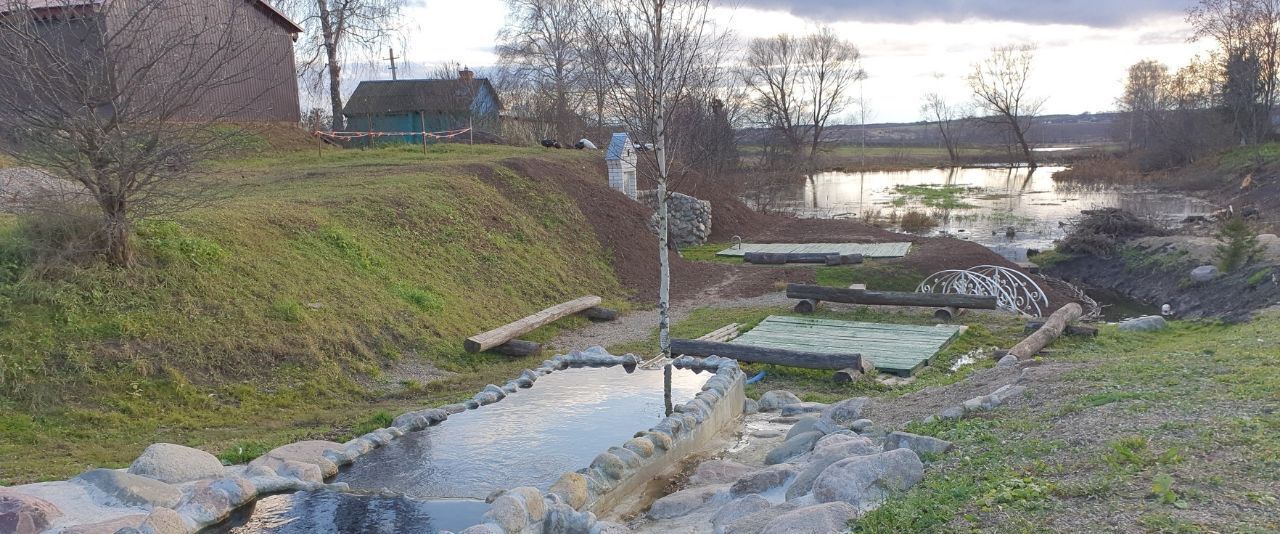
[
  {"left": 342, "top": 69, "right": 503, "bottom": 142},
  {"left": 605, "top": 133, "right": 637, "bottom": 199}
]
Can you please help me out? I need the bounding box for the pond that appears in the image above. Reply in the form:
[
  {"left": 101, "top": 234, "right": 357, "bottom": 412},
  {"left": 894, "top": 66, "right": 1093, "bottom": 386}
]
[
  {"left": 757, "top": 166, "right": 1215, "bottom": 261},
  {"left": 213, "top": 365, "right": 707, "bottom": 533}
]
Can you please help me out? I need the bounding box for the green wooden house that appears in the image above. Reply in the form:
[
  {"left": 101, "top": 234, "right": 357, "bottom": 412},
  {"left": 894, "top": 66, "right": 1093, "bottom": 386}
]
[{"left": 342, "top": 69, "right": 503, "bottom": 143}]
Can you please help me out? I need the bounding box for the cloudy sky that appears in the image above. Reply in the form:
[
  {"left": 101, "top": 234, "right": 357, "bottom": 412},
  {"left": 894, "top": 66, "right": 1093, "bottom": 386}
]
[{"left": 390, "top": 0, "right": 1212, "bottom": 123}]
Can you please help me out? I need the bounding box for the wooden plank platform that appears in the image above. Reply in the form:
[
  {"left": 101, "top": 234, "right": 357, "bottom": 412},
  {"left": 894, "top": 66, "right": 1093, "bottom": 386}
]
[
  {"left": 717, "top": 242, "right": 912, "bottom": 259},
  {"left": 728, "top": 316, "right": 964, "bottom": 376}
]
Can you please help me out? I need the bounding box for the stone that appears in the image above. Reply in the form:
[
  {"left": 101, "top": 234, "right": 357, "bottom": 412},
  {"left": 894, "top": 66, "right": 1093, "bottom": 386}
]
[
  {"left": 812, "top": 449, "right": 924, "bottom": 511},
  {"left": 962, "top": 395, "right": 996, "bottom": 412},
  {"left": 442, "top": 403, "right": 468, "bottom": 414},
  {"left": 998, "top": 354, "right": 1019, "bottom": 368},
  {"left": 591, "top": 520, "right": 631, "bottom": 534},
  {"left": 485, "top": 493, "right": 530, "bottom": 532},
  {"left": 764, "top": 431, "right": 824, "bottom": 465},
  {"left": 549, "top": 472, "right": 589, "bottom": 510},
  {"left": 780, "top": 402, "right": 828, "bottom": 416},
  {"left": 474, "top": 391, "right": 501, "bottom": 406},
  {"left": 509, "top": 487, "right": 545, "bottom": 522},
  {"left": 757, "top": 390, "right": 802, "bottom": 412},
  {"left": 1119, "top": 315, "right": 1168, "bottom": 332},
  {"left": 646, "top": 485, "right": 724, "bottom": 520},
  {"left": 990, "top": 384, "right": 1028, "bottom": 404},
  {"left": 460, "top": 523, "right": 504, "bottom": 534},
  {"left": 939, "top": 406, "right": 966, "bottom": 421},
  {"left": 590, "top": 452, "right": 628, "bottom": 480},
  {"left": 0, "top": 490, "right": 62, "bottom": 534},
  {"left": 711, "top": 494, "right": 771, "bottom": 532},
  {"left": 176, "top": 477, "right": 257, "bottom": 526},
  {"left": 884, "top": 431, "right": 955, "bottom": 456},
  {"left": 820, "top": 397, "right": 870, "bottom": 425},
  {"left": 127, "top": 443, "right": 225, "bottom": 484},
  {"left": 392, "top": 409, "right": 448, "bottom": 432},
  {"left": 786, "top": 416, "right": 825, "bottom": 440},
  {"left": 849, "top": 419, "right": 874, "bottom": 433},
  {"left": 275, "top": 460, "right": 323, "bottom": 483},
  {"left": 643, "top": 431, "right": 673, "bottom": 452},
  {"left": 720, "top": 503, "right": 802, "bottom": 534},
  {"left": 249, "top": 440, "right": 343, "bottom": 479},
  {"left": 760, "top": 502, "right": 860, "bottom": 534},
  {"left": 61, "top": 512, "right": 146, "bottom": 532},
  {"left": 136, "top": 507, "right": 187, "bottom": 534},
  {"left": 483, "top": 384, "right": 507, "bottom": 399},
  {"left": 689, "top": 459, "right": 754, "bottom": 486},
  {"left": 786, "top": 435, "right": 882, "bottom": 500},
  {"left": 730, "top": 465, "right": 796, "bottom": 497},
  {"left": 544, "top": 502, "right": 597, "bottom": 534},
  {"left": 71, "top": 469, "right": 183, "bottom": 508},
  {"left": 743, "top": 398, "right": 759, "bottom": 415},
  {"left": 750, "top": 429, "right": 782, "bottom": 438},
  {"left": 609, "top": 447, "right": 643, "bottom": 470},
  {"left": 1190, "top": 265, "right": 1219, "bottom": 282},
  {"left": 623, "top": 437, "right": 656, "bottom": 458}
]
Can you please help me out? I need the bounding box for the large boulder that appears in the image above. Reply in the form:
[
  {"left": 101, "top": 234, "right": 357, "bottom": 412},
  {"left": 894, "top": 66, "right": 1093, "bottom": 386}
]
[
  {"left": 647, "top": 485, "right": 725, "bottom": 520},
  {"left": 765, "top": 431, "right": 824, "bottom": 465},
  {"left": 785, "top": 435, "right": 881, "bottom": 500},
  {"left": 175, "top": 477, "right": 257, "bottom": 526},
  {"left": 730, "top": 465, "right": 797, "bottom": 497},
  {"left": 249, "top": 440, "right": 344, "bottom": 479},
  {"left": 1118, "top": 315, "right": 1168, "bottom": 332},
  {"left": 780, "top": 402, "right": 828, "bottom": 416},
  {"left": 711, "top": 494, "right": 771, "bottom": 532},
  {"left": 62, "top": 514, "right": 146, "bottom": 533},
  {"left": 0, "top": 490, "right": 63, "bottom": 534},
  {"left": 786, "top": 416, "right": 839, "bottom": 440},
  {"left": 71, "top": 469, "right": 183, "bottom": 508},
  {"left": 128, "top": 443, "right": 226, "bottom": 484},
  {"left": 820, "top": 397, "right": 870, "bottom": 426},
  {"left": 757, "top": 391, "right": 802, "bottom": 412},
  {"left": 1190, "top": 265, "right": 1219, "bottom": 283},
  {"left": 689, "top": 459, "right": 754, "bottom": 486},
  {"left": 812, "top": 449, "right": 924, "bottom": 512},
  {"left": 760, "top": 502, "right": 860, "bottom": 534},
  {"left": 883, "top": 431, "right": 954, "bottom": 456},
  {"left": 549, "top": 472, "right": 589, "bottom": 510}
]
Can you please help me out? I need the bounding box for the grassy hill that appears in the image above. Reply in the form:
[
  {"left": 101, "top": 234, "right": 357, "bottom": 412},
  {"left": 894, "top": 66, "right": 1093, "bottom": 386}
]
[{"left": 0, "top": 144, "right": 632, "bottom": 483}]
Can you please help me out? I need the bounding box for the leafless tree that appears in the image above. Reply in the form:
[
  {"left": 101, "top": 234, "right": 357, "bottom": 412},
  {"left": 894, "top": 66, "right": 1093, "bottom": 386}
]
[
  {"left": 498, "top": 0, "right": 585, "bottom": 139},
  {"left": 0, "top": 0, "right": 279, "bottom": 266},
  {"left": 743, "top": 27, "right": 865, "bottom": 168},
  {"left": 1189, "top": 0, "right": 1280, "bottom": 144},
  {"left": 969, "top": 44, "right": 1044, "bottom": 169},
  {"left": 920, "top": 92, "right": 968, "bottom": 163},
  {"left": 586, "top": 0, "right": 729, "bottom": 355},
  {"left": 281, "top": 0, "right": 405, "bottom": 131},
  {"left": 1117, "top": 60, "right": 1169, "bottom": 150}
]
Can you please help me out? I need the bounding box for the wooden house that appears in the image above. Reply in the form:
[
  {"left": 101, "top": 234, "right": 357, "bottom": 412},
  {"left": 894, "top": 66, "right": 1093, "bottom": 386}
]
[
  {"left": 342, "top": 69, "right": 503, "bottom": 142},
  {"left": 605, "top": 133, "right": 638, "bottom": 199}
]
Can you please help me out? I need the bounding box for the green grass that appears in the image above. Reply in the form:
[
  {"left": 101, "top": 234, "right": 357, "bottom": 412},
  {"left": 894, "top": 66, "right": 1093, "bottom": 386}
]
[
  {"left": 816, "top": 262, "right": 927, "bottom": 292},
  {"left": 1247, "top": 267, "right": 1274, "bottom": 287},
  {"left": 891, "top": 184, "right": 981, "bottom": 210},
  {"left": 0, "top": 144, "right": 630, "bottom": 482}
]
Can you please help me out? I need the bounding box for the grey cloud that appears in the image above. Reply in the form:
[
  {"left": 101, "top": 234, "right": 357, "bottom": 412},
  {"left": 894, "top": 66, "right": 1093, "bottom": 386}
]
[{"left": 726, "top": 0, "right": 1195, "bottom": 27}]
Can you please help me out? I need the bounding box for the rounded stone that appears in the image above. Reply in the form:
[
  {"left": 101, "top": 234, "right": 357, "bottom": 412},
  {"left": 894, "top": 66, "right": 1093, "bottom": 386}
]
[
  {"left": 549, "top": 472, "right": 589, "bottom": 509},
  {"left": 486, "top": 494, "right": 530, "bottom": 532},
  {"left": 71, "top": 468, "right": 183, "bottom": 508},
  {"left": 510, "top": 486, "right": 546, "bottom": 521},
  {"left": 137, "top": 507, "right": 187, "bottom": 534},
  {"left": 644, "top": 431, "right": 673, "bottom": 451},
  {"left": 758, "top": 391, "right": 802, "bottom": 412},
  {"left": 623, "top": 437, "right": 655, "bottom": 458},
  {"left": 591, "top": 453, "right": 627, "bottom": 480},
  {"left": 128, "top": 443, "right": 226, "bottom": 483},
  {"left": 0, "top": 490, "right": 62, "bottom": 534}
]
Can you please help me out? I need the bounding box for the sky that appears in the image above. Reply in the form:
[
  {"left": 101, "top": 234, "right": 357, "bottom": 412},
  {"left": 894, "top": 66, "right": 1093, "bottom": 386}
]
[{"left": 386, "top": 0, "right": 1214, "bottom": 124}]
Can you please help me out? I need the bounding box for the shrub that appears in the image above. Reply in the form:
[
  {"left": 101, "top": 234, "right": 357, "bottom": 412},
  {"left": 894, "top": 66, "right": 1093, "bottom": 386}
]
[
  {"left": 1213, "top": 216, "right": 1263, "bottom": 272},
  {"left": 1059, "top": 208, "right": 1158, "bottom": 257},
  {"left": 899, "top": 210, "right": 939, "bottom": 233}
]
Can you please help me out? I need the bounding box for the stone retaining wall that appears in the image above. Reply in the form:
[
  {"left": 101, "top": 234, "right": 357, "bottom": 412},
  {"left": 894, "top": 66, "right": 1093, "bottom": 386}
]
[{"left": 637, "top": 190, "right": 712, "bottom": 247}]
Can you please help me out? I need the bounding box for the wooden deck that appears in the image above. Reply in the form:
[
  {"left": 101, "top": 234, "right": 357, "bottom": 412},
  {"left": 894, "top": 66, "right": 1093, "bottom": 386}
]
[
  {"left": 729, "top": 316, "right": 965, "bottom": 376},
  {"left": 717, "top": 242, "right": 912, "bottom": 259}
]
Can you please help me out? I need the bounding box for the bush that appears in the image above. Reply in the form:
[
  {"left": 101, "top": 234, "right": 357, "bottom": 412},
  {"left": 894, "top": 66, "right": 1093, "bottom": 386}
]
[
  {"left": 899, "top": 211, "right": 939, "bottom": 233},
  {"left": 1058, "top": 208, "right": 1158, "bottom": 257},
  {"left": 1214, "top": 216, "right": 1263, "bottom": 272}
]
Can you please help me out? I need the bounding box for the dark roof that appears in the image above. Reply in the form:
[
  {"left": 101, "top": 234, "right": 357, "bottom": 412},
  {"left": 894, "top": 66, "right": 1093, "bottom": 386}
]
[
  {"left": 8, "top": 1, "right": 304, "bottom": 34},
  {"left": 342, "top": 78, "right": 502, "bottom": 117}
]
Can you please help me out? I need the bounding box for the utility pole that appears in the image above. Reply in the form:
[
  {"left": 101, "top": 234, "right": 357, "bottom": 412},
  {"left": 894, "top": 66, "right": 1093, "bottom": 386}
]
[{"left": 386, "top": 48, "right": 398, "bottom": 80}]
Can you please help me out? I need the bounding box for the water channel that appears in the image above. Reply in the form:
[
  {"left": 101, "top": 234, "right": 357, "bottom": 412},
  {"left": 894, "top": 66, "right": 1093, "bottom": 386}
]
[
  {"left": 214, "top": 365, "right": 707, "bottom": 533},
  {"left": 762, "top": 165, "right": 1215, "bottom": 261}
]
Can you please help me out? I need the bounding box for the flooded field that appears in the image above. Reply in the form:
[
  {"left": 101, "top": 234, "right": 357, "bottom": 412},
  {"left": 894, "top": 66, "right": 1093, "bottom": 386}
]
[
  {"left": 756, "top": 166, "right": 1215, "bottom": 261},
  {"left": 214, "top": 365, "right": 707, "bottom": 533}
]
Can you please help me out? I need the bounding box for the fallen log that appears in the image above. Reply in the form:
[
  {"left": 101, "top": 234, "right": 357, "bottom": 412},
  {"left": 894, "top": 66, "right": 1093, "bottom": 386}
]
[
  {"left": 670, "top": 339, "right": 862, "bottom": 370},
  {"left": 832, "top": 357, "right": 876, "bottom": 382},
  {"left": 932, "top": 307, "right": 966, "bottom": 321},
  {"left": 493, "top": 340, "right": 542, "bottom": 357},
  {"left": 465, "top": 295, "right": 602, "bottom": 353},
  {"left": 1008, "top": 303, "right": 1084, "bottom": 360},
  {"left": 581, "top": 307, "right": 618, "bottom": 322},
  {"left": 744, "top": 252, "right": 861, "bottom": 265},
  {"left": 824, "top": 254, "right": 865, "bottom": 266},
  {"left": 1023, "top": 321, "right": 1098, "bottom": 337},
  {"left": 698, "top": 324, "right": 742, "bottom": 342},
  {"left": 786, "top": 284, "right": 998, "bottom": 309},
  {"left": 793, "top": 299, "right": 820, "bottom": 314}
]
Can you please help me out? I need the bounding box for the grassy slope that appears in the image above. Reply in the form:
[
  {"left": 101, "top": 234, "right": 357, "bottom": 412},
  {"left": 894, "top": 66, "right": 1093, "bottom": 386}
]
[{"left": 0, "top": 145, "right": 627, "bottom": 483}]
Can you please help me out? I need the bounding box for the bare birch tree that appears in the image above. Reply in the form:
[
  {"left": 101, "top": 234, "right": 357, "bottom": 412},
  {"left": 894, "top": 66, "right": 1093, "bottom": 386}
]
[
  {"left": 969, "top": 44, "right": 1043, "bottom": 169},
  {"left": 586, "top": 0, "right": 727, "bottom": 355},
  {"left": 0, "top": 0, "right": 280, "bottom": 266},
  {"left": 281, "top": 0, "right": 405, "bottom": 131}
]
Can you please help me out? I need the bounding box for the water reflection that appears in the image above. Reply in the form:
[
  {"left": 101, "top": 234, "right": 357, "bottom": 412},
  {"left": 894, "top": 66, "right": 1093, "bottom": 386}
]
[
  {"left": 213, "top": 491, "right": 487, "bottom": 533},
  {"left": 753, "top": 166, "right": 1214, "bottom": 261}
]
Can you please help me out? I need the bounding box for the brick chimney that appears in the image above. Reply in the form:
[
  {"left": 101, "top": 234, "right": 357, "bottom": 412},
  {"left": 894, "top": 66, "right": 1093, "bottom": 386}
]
[{"left": 458, "top": 67, "right": 474, "bottom": 82}]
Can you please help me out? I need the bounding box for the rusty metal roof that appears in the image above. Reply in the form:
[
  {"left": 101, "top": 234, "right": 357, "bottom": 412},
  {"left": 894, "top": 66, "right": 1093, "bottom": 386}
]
[{"left": 343, "top": 78, "right": 502, "bottom": 116}]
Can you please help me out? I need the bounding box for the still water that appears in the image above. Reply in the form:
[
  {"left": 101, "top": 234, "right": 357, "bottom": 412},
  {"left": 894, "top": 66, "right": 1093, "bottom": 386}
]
[
  {"left": 765, "top": 166, "right": 1215, "bottom": 261},
  {"left": 214, "top": 365, "right": 706, "bottom": 533}
]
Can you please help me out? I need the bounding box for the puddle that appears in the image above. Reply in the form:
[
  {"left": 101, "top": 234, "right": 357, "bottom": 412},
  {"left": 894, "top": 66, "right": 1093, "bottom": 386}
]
[{"left": 214, "top": 366, "right": 707, "bottom": 532}]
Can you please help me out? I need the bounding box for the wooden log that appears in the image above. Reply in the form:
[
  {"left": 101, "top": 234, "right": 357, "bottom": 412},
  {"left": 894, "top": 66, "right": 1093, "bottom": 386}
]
[
  {"left": 744, "top": 252, "right": 838, "bottom": 264},
  {"left": 1008, "top": 303, "right": 1084, "bottom": 360},
  {"left": 824, "top": 254, "right": 865, "bottom": 266},
  {"left": 1024, "top": 321, "right": 1098, "bottom": 337},
  {"left": 465, "top": 295, "right": 602, "bottom": 353},
  {"left": 670, "top": 339, "right": 862, "bottom": 370},
  {"left": 698, "top": 324, "right": 742, "bottom": 342},
  {"left": 794, "top": 299, "right": 820, "bottom": 314},
  {"left": 581, "top": 307, "right": 618, "bottom": 322},
  {"left": 832, "top": 357, "right": 876, "bottom": 382},
  {"left": 493, "top": 340, "right": 542, "bottom": 357},
  {"left": 786, "top": 284, "right": 999, "bottom": 309},
  {"left": 932, "top": 307, "right": 966, "bottom": 321}
]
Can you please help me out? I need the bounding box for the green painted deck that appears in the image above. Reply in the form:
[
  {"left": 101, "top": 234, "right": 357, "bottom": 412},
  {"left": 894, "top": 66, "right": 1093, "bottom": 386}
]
[
  {"left": 730, "top": 315, "right": 964, "bottom": 376},
  {"left": 717, "top": 242, "right": 912, "bottom": 258}
]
